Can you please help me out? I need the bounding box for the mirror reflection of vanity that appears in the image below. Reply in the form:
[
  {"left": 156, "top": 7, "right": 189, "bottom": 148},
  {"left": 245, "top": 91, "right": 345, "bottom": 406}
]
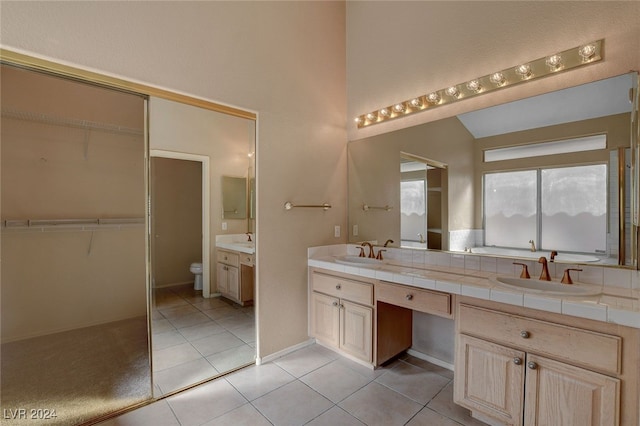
[
  {"left": 222, "top": 175, "right": 247, "bottom": 220},
  {"left": 349, "top": 72, "right": 639, "bottom": 268}
]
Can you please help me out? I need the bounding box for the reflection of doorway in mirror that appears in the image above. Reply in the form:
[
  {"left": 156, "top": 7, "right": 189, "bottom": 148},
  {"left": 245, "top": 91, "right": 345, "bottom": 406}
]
[{"left": 400, "top": 154, "right": 447, "bottom": 250}]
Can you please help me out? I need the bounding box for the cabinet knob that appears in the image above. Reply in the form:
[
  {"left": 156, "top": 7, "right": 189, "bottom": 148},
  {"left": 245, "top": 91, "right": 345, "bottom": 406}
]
[
  {"left": 332, "top": 301, "right": 338, "bottom": 307},
  {"left": 336, "top": 284, "right": 342, "bottom": 290},
  {"left": 406, "top": 294, "right": 413, "bottom": 301},
  {"left": 520, "top": 331, "right": 530, "bottom": 339},
  {"left": 527, "top": 361, "right": 538, "bottom": 370},
  {"left": 513, "top": 357, "right": 522, "bottom": 365}
]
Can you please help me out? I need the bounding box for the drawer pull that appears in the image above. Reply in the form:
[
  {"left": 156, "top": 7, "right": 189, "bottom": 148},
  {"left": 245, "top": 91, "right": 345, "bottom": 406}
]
[
  {"left": 527, "top": 361, "right": 538, "bottom": 370},
  {"left": 520, "top": 331, "right": 530, "bottom": 339},
  {"left": 406, "top": 294, "right": 413, "bottom": 301},
  {"left": 336, "top": 284, "right": 342, "bottom": 290},
  {"left": 513, "top": 357, "right": 522, "bottom": 365}
]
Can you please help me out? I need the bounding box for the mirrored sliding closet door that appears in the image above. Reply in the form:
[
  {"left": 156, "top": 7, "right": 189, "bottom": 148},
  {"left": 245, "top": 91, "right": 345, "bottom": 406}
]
[{"left": 0, "top": 64, "right": 151, "bottom": 425}]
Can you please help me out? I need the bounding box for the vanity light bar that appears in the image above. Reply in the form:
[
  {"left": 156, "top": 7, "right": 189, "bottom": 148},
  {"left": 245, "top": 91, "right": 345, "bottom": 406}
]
[{"left": 355, "top": 39, "right": 604, "bottom": 128}]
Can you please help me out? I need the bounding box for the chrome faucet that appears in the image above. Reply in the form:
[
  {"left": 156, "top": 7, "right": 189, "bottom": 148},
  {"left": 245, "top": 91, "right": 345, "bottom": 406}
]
[
  {"left": 361, "top": 242, "right": 375, "bottom": 258},
  {"left": 246, "top": 233, "right": 252, "bottom": 242},
  {"left": 383, "top": 239, "right": 394, "bottom": 247},
  {"left": 538, "top": 256, "right": 551, "bottom": 281},
  {"left": 529, "top": 239, "right": 536, "bottom": 252}
]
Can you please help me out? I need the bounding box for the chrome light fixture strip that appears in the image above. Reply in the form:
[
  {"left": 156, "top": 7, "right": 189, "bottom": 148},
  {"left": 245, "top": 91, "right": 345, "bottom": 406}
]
[{"left": 355, "top": 39, "right": 604, "bottom": 128}]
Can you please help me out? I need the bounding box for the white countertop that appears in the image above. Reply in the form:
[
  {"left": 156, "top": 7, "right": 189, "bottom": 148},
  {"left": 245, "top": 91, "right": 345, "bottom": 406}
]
[
  {"left": 308, "top": 252, "right": 640, "bottom": 329},
  {"left": 216, "top": 241, "right": 255, "bottom": 254}
]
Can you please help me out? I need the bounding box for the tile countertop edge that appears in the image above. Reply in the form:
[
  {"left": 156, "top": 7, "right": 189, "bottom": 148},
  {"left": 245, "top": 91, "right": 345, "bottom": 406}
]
[
  {"left": 307, "top": 256, "right": 640, "bottom": 330},
  {"left": 216, "top": 242, "right": 255, "bottom": 254}
]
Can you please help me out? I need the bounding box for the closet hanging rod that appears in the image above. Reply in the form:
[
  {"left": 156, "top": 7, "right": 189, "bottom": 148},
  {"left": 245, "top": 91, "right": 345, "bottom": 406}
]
[
  {"left": 284, "top": 201, "right": 331, "bottom": 211},
  {"left": 3, "top": 218, "right": 144, "bottom": 228},
  {"left": 1, "top": 108, "right": 144, "bottom": 136},
  {"left": 362, "top": 204, "right": 393, "bottom": 211}
]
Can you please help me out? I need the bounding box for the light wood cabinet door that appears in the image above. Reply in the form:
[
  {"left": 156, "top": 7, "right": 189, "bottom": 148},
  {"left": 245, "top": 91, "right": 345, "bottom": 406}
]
[
  {"left": 454, "top": 334, "right": 525, "bottom": 426},
  {"left": 524, "top": 354, "right": 620, "bottom": 426},
  {"left": 227, "top": 265, "right": 239, "bottom": 301},
  {"left": 340, "top": 300, "right": 373, "bottom": 362},
  {"left": 217, "top": 262, "right": 229, "bottom": 294},
  {"left": 311, "top": 292, "right": 340, "bottom": 348}
]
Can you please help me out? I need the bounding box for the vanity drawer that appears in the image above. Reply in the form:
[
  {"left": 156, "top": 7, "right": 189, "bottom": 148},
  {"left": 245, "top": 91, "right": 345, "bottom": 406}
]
[
  {"left": 458, "top": 304, "right": 621, "bottom": 375},
  {"left": 312, "top": 272, "right": 373, "bottom": 306},
  {"left": 217, "top": 250, "right": 239, "bottom": 267},
  {"left": 376, "top": 281, "right": 452, "bottom": 318},
  {"left": 240, "top": 253, "right": 254, "bottom": 266}
]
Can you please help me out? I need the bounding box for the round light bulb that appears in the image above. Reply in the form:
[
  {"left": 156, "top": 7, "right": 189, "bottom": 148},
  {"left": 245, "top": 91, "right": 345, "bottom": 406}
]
[
  {"left": 545, "top": 54, "right": 562, "bottom": 70},
  {"left": 365, "top": 112, "right": 377, "bottom": 122},
  {"left": 445, "top": 86, "right": 460, "bottom": 98},
  {"left": 409, "top": 98, "right": 423, "bottom": 108},
  {"left": 379, "top": 108, "right": 390, "bottom": 117},
  {"left": 489, "top": 72, "right": 506, "bottom": 86},
  {"left": 392, "top": 103, "right": 406, "bottom": 113},
  {"left": 466, "top": 80, "right": 482, "bottom": 93},
  {"left": 426, "top": 92, "right": 441, "bottom": 104},
  {"left": 515, "top": 64, "right": 532, "bottom": 79},
  {"left": 579, "top": 44, "right": 596, "bottom": 61},
  {"left": 354, "top": 116, "right": 364, "bottom": 125}
]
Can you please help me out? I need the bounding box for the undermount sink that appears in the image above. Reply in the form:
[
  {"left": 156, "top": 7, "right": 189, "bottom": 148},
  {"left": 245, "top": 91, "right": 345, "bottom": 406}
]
[
  {"left": 334, "top": 255, "right": 383, "bottom": 268},
  {"left": 492, "top": 276, "right": 601, "bottom": 297}
]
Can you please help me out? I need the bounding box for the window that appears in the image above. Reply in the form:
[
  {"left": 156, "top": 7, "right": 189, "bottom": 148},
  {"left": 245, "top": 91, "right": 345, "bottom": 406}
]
[
  {"left": 484, "top": 164, "right": 607, "bottom": 253},
  {"left": 401, "top": 179, "right": 426, "bottom": 241},
  {"left": 484, "top": 134, "right": 606, "bottom": 162}
]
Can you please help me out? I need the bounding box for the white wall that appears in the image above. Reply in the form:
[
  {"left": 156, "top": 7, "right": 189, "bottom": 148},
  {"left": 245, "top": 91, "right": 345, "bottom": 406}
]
[{"left": 1, "top": 1, "right": 347, "bottom": 358}]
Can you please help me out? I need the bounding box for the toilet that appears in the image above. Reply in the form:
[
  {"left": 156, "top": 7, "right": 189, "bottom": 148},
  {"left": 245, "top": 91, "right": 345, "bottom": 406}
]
[{"left": 189, "top": 262, "right": 203, "bottom": 290}]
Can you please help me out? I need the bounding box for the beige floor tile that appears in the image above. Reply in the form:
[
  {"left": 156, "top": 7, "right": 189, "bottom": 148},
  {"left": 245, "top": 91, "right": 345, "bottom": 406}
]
[
  {"left": 191, "top": 331, "right": 245, "bottom": 357},
  {"left": 306, "top": 406, "right": 365, "bottom": 426},
  {"left": 252, "top": 380, "right": 333, "bottom": 426},
  {"left": 225, "top": 363, "right": 296, "bottom": 401},
  {"left": 154, "top": 357, "right": 219, "bottom": 395},
  {"left": 216, "top": 313, "right": 254, "bottom": 330},
  {"left": 153, "top": 342, "right": 203, "bottom": 372},
  {"left": 201, "top": 403, "right": 272, "bottom": 426},
  {"left": 167, "top": 379, "right": 247, "bottom": 426},
  {"left": 152, "top": 330, "right": 187, "bottom": 350},
  {"left": 178, "top": 321, "right": 226, "bottom": 341},
  {"left": 272, "top": 345, "right": 334, "bottom": 378},
  {"left": 206, "top": 344, "right": 255, "bottom": 373},
  {"left": 168, "top": 311, "right": 211, "bottom": 329},
  {"left": 151, "top": 318, "right": 176, "bottom": 334},
  {"left": 204, "top": 306, "right": 243, "bottom": 320},
  {"left": 99, "top": 400, "right": 179, "bottom": 426},
  {"left": 401, "top": 354, "right": 455, "bottom": 380},
  {"left": 191, "top": 297, "right": 229, "bottom": 311},
  {"left": 375, "top": 360, "right": 451, "bottom": 404},
  {"left": 339, "top": 382, "right": 423, "bottom": 426},
  {"left": 300, "top": 360, "right": 372, "bottom": 403},
  {"left": 406, "top": 407, "right": 461, "bottom": 426},
  {"left": 229, "top": 323, "right": 256, "bottom": 343},
  {"left": 427, "top": 382, "right": 487, "bottom": 426},
  {"left": 159, "top": 304, "right": 199, "bottom": 319}
]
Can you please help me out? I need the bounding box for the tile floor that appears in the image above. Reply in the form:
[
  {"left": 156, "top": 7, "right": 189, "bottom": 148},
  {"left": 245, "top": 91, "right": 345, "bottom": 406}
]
[
  {"left": 152, "top": 284, "right": 256, "bottom": 396},
  {"left": 102, "top": 343, "right": 488, "bottom": 426}
]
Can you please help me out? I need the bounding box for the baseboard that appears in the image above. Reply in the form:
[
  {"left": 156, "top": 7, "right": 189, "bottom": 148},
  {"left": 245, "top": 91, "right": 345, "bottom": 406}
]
[
  {"left": 153, "top": 281, "right": 194, "bottom": 289},
  {"left": 256, "top": 338, "right": 315, "bottom": 365},
  {"left": 406, "top": 348, "right": 455, "bottom": 371}
]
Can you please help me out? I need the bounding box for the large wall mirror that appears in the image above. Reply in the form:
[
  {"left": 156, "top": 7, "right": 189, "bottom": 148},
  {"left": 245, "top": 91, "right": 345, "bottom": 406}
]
[{"left": 349, "top": 72, "right": 639, "bottom": 268}]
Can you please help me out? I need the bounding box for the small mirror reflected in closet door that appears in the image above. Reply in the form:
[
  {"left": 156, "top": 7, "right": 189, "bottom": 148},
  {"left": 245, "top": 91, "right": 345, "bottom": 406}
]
[{"left": 0, "top": 65, "right": 151, "bottom": 424}]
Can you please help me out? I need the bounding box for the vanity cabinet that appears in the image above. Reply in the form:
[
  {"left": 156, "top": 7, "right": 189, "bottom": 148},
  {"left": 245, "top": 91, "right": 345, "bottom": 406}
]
[
  {"left": 217, "top": 249, "right": 253, "bottom": 306},
  {"left": 310, "top": 270, "right": 374, "bottom": 363},
  {"left": 454, "top": 300, "right": 633, "bottom": 426}
]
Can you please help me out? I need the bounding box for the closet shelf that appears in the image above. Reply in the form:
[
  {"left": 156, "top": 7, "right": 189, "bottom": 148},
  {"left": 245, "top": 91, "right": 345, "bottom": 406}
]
[{"left": 1, "top": 108, "right": 144, "bottom": 137}]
